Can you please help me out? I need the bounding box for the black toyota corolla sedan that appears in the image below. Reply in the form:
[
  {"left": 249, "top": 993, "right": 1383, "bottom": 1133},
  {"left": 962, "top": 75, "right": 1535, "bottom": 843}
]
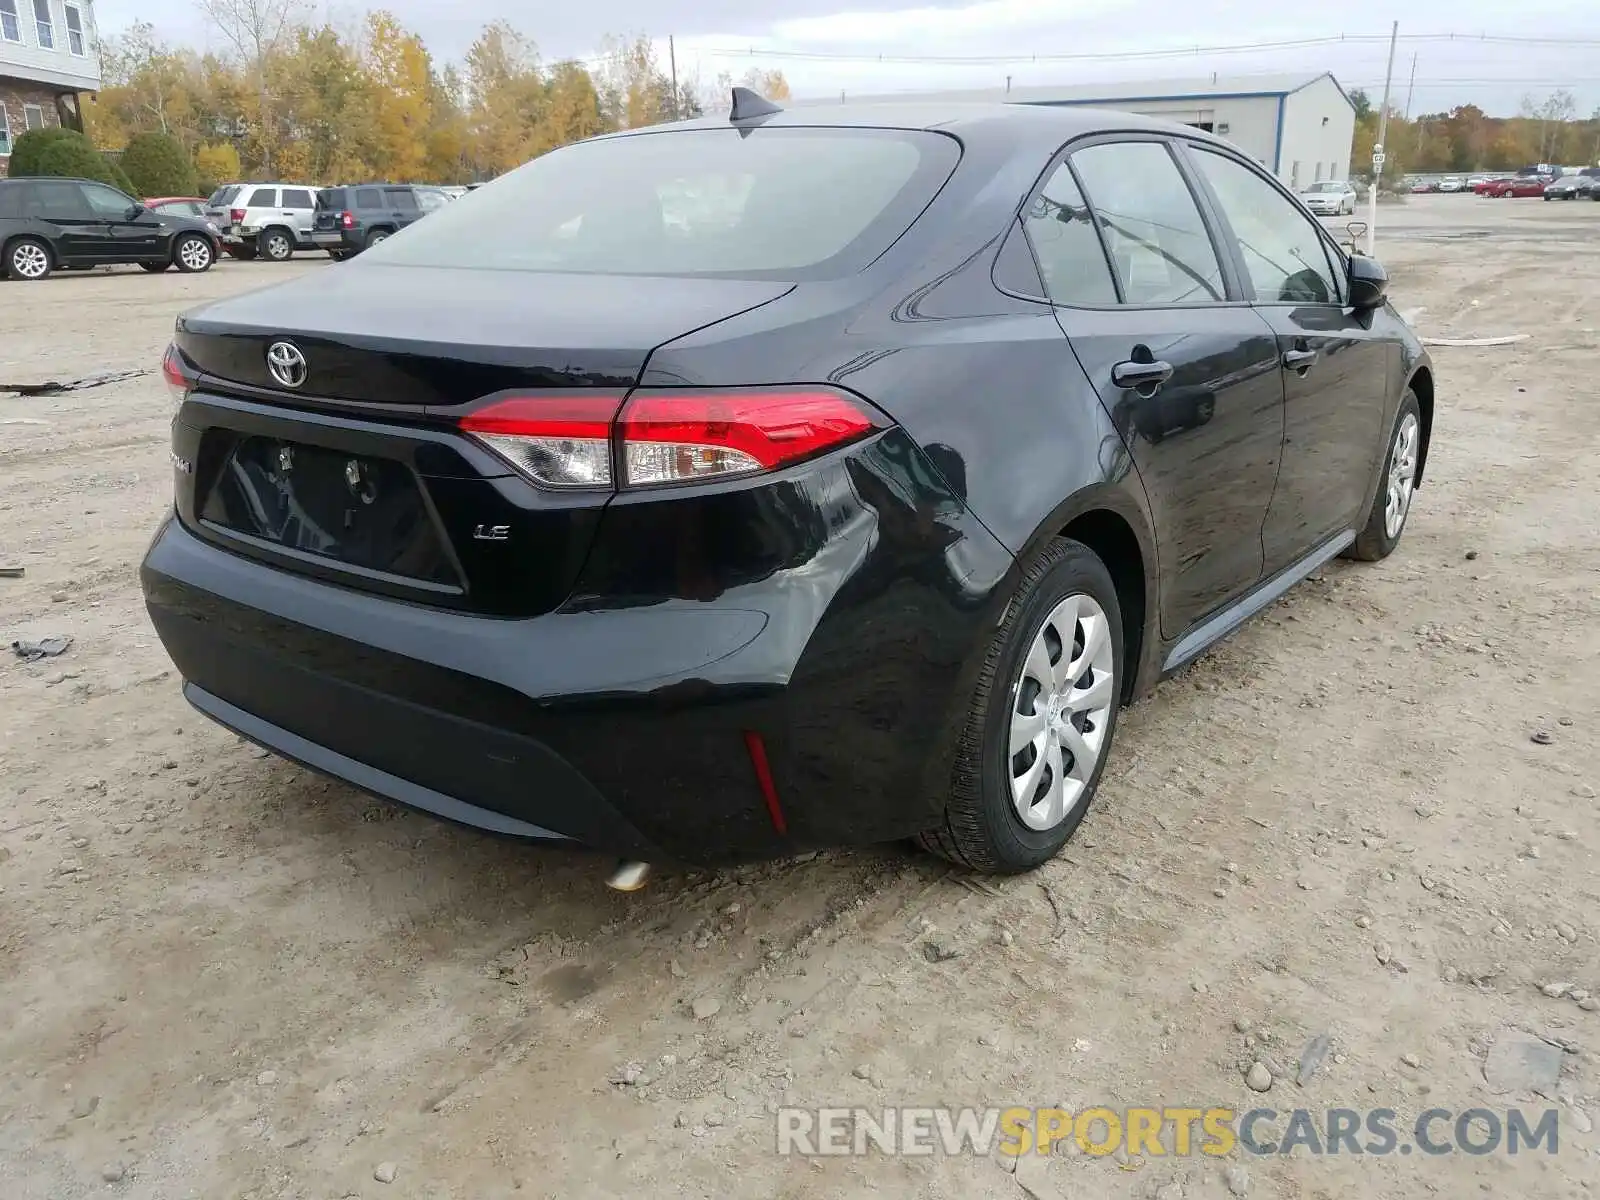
[{"left": 142, "top": 94, "right": 1434, "bottom": 876}]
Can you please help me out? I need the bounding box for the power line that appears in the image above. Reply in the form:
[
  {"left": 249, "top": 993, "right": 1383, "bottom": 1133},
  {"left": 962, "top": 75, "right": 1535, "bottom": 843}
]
[{"left": 699, "top": 32, "right": 1600, "bottom": 67}]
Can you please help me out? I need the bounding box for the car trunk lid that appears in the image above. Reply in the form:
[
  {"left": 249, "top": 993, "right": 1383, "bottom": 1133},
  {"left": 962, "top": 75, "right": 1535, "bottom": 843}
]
[{"left": 169, "top": 265, "right": 794, "bottom": 615}]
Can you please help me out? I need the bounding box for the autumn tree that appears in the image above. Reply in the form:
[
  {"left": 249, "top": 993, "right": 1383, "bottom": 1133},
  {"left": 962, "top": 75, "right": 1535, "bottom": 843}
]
[
  {"left": 197, "top": 0, "right": 308, "bottom": 172},
  {"left": 365, "top": 12, "right": 433, "bottom": 180}
]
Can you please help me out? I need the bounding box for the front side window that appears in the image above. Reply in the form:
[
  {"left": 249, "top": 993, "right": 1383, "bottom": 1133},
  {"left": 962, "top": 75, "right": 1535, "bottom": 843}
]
[
  {"left": 1190, "top": 148, "right": 1341, "bottom": 305},
  {"left": 1022, "top": 161, "right": 1118, "bottom": 306},
  {"left": 1069, "top": 140, "right": 1226, "bottom": 305},
  {"left": 0, "top": 0, "right": 20, "bottom": 42},
  {"left": 80, "top": 182, "right": 135, "bottom": 217},
  {"left": 368, "top": 126, "right": 961, "bottom": 280},
  {"left": 31, "top": 0, "right": 50, "bottom": 47},
  {"left": 63, "top": 1, "right": 82, "bottom": 53}
]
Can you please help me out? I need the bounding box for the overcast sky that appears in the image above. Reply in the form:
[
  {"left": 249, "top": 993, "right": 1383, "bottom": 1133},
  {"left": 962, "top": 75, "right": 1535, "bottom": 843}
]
[{"left": 105, "top": 0, "right": 1600, "bottom": 119}]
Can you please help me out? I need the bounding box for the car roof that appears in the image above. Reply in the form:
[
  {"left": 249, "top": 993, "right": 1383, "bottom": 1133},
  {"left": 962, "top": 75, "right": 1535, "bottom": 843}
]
[{"left": 617, "top": 101, "right": 1230, "bottom": 158}]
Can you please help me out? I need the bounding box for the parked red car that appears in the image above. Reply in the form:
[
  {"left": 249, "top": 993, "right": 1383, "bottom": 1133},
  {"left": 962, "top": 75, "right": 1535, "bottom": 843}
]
[{"left": 1482, "top": 177, "right": 1549, "bottom": 198}]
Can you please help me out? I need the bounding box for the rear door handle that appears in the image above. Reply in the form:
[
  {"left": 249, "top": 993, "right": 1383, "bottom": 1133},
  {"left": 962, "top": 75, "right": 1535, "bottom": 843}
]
[
  {"left": 1111, "top": 359, "right": 1175, "bottom": 390},
  {"left": 1282, "top": 348, "right": 1319, "bottom": 372}
]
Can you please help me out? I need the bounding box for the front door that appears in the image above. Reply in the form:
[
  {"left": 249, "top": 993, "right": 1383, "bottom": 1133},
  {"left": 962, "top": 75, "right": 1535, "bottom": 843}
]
[
  {"left": 1045, "top": 139, "right": 1285, "bottom": 637},
  {"left": 1183, "top": 146, "right": 1392, "bottom": 572},
  {"left": 80, "top": 182, "right": 165, "bottom": 260},
  {"left": 384, "top": 187, "right": 421, "bottom": 229}
]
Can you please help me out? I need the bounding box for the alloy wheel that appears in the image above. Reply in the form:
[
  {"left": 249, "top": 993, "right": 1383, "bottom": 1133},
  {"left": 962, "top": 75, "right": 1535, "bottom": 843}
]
[
  {"left": 179, "top": 237, "right": 213, "bottom": 271},
  {"left": 1008, "top": 593, "right": 1116, "bottom": 831},
  {"left": 265, "top": 233, "right": 291, "bottom": 260},
  {"left": 1384, "top": 411, "right": 1420, "bottom": 539},
  {"left": 11, "top": 242, "right": 49, "bottom": 279}
]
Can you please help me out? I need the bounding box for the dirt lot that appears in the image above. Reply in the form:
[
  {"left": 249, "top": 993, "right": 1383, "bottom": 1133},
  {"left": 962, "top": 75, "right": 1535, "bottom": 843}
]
[{"left": 3, "top": 195, "right": 1598, "bottom": 1199}]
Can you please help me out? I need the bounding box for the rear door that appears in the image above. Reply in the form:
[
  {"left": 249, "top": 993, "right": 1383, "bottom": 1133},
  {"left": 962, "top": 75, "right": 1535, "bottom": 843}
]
[
  {"left": 1039, "top": 137, "right": 1284, "bottom": 637},
  {"left": 24, "top": 179, "right": 111, "bottom": 260},
  {"left": 1183, "top": 144, "right": 1391, "bottom": 572},
  {"left": 384, "top": 186, "right": 421, "bottom": 228}
]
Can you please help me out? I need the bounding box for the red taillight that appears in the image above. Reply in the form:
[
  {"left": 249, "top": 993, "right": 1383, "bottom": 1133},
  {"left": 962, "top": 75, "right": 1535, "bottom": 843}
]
[
  {"left": 228, "top": 207, "right": 245, "bottom": 224},
  {"left": 341, "top": 210, "right": 354, "bottom": 229},
  {"left": 161, "top": 343, "right": 195, "bottom": 405},
  {"left": 458, "top": 393, "right": 624, "bottom": 488},
  {"left": 618, "top": 387, "right": 883, "bottom": 486},
  {"left": 458, "top": 386, "right": 885, "bottom": 491}
]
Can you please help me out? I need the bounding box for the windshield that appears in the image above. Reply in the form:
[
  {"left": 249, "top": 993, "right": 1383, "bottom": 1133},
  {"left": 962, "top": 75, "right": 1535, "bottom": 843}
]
[
  {"left": 363, "top": 126, "right": 961, "bottom": 280},
  {"left": 1304, "top": 182, "right": 1345, "bottom": 193},
  {"left": 207, "top": 186, "right": 239, "bottom": 206}
]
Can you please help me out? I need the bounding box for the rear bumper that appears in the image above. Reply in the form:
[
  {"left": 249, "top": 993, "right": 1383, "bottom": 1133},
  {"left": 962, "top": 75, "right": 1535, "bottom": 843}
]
[{"left": 140, "top": 434, "right": 1015, "bottom": 864}]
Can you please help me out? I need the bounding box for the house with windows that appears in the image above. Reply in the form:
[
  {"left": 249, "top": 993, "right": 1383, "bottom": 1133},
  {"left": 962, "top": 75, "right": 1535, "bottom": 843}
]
[{"left": 0, "top": 0, "right": 99, "bottom": 174}]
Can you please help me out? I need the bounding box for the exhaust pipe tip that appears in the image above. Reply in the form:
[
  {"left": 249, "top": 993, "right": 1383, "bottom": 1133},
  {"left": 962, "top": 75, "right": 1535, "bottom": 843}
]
[{"left": 605, "top": 860, "right": 652, "bottom": 892}]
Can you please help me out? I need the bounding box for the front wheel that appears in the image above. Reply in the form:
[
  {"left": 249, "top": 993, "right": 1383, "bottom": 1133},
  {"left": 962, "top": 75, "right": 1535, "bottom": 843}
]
[
  {"left": 7, "top": 237, "right": 53, "bottom": 281},
  {"left": 1345, "top": 390, "right": 1422, "bottom": 562},
  {"left": 260, "top": 228, "right": 294, "bottom": 261},
  {"left": 140, "top": 262, "right": 169, "bottom": 273},
  {"left": 919, "top": 537, "right": 1123, "bottom": 874},
  {"left": 173, "top": 234, "right": 215, "bottom": 274}
]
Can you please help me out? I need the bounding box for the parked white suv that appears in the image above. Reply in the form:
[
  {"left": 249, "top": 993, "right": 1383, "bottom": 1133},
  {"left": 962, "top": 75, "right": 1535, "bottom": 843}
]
[
  {"left": 205, "top": 182, "right": 319, "bottom": 261},
  {"left": 1297, "top": 179, "right": 1357, "bottom": 216}
]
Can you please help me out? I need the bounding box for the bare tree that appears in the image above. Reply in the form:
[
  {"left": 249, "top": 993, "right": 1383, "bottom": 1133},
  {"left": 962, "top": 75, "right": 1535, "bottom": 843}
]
[{"left": 195, "top": 0, "right": 307, "bottom": 170}]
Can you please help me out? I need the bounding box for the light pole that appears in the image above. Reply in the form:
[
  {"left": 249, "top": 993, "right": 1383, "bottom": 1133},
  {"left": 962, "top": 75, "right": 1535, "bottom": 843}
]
[{"left": 1366, "top": 21, "right": 1399, "bottom": 257}]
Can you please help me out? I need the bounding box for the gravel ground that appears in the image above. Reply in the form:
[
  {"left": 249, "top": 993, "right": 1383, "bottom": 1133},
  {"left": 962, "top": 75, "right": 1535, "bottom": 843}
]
[{"left": 2, "top": 196, "right": 1598, "bottom": 1199}]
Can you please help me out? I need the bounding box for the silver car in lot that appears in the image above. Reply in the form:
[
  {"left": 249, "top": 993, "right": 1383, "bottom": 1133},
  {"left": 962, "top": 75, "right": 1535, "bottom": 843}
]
[{"left": 1298, "top": 179, "right": 1357, "bottom": 216}]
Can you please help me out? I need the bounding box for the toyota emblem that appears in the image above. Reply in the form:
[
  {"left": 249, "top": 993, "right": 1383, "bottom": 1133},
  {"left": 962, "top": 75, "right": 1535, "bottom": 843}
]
[{"left": 266, "top": 341, "right": 308, "bottom": 389}]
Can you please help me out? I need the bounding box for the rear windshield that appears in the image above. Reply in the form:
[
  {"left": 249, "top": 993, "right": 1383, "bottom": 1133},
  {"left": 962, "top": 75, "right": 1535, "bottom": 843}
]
[
  {"left": 317, "top": 188, "right": 346, "bottom": 210},
  {"left": 363, "top": 127, "right": 960, "bottom": 279},
  {"left": 208, "top": 185, "right": 239, "bottom": 206}
]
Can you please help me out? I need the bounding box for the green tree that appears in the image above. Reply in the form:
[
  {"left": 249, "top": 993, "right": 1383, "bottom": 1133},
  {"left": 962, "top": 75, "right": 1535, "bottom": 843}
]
[
  {"left": 1349, "top": 88, "right": 1373, "bottom": 122},
  {"left": 119, "top": 130, "right": 199, "bottom": 196},
  {"left": 8, "top": 126, "right": 83, "bottom": 176},
  {"left": 15, "top": 129, "right": 133, "bottom": 192}
]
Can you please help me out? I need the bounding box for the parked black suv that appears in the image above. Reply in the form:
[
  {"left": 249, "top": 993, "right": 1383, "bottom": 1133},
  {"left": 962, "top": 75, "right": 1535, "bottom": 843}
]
[
  {"left": 0, "top": 177, "right": 218, "bottom": 281},
  {"left": 311, "top": 184, "right": 450, "bottom": 259}
]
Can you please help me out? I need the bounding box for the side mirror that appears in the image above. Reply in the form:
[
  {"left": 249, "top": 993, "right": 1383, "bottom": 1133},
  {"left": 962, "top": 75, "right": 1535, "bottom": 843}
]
[
  {"left": 1348, "top": 253, "right": 1388, "bottom": 310},
  {"left": 127, "top": 205, "right": 146, "bottom": 221}
]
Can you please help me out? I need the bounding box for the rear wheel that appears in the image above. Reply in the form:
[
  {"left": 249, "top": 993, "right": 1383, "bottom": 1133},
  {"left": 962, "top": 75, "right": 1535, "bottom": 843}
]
[
  {"left": 173, "top": 234, "right": 215, "bottom": 274},
  {"left": 228, "top": 245, "right": 258, "bottom": 261},
  {"left": 140, "top": 262, "right": 169, "bottom": 273},
  {"left": 7, "top": 237, "right": 52, "bottom": 281},
  {"left": 1345, "top": 390, "right": 1422, "bottom": 562},
  {"left": 260, "top": 227, "right": 295, "bottom": 261},
  {"left": 364, "top": 229, "right": 391, "bottom": 249},
  {"left": 920, "top": 537, "right": 1123, "bottom": 874}
]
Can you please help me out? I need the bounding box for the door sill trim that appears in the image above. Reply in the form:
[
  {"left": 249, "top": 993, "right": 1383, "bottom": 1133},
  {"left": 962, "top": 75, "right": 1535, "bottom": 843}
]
[{"left": 1162, "top": 529, "right": 1356, "bottom": 673}]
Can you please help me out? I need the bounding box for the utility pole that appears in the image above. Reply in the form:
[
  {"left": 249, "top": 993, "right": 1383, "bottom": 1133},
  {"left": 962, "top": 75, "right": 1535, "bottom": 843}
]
[
  {"left": 668, "top": 35, "right": 679, "bottom": 120},
  {"left": 1366, "top": 21, "right": 1399, "bottom": 257},
  {"left": 1403, "top": 52, "right": 1417, "bottom": 120}
]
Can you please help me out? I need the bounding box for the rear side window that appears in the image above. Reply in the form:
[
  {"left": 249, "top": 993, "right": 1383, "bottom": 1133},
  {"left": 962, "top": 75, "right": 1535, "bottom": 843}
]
[
  {"left": 386, "top": 188, "right": 418, "bottom": 212},
  {"left": 1023, "top": 162, "right": 1119, "bottom": 306},
  {"left": 0, "top": 184, "right": 22, "bottom": 218},
  {"left": 316, "top": 188, "right": 347, "bottom": 210},
  {"left": 356, "top": 188, "right": 381, "bottom": 208},
  {"left": 1069, "top": 141, "right": 1225, "bottom": 305},
  {"left": 246, "top": 187, "right": 276, "bottom": 207},
  {"left": 282, "top": 188, "right": 313, "bottom": 209},
  {"left": 366, "top": 127, "right": 961, "bottom": 279}
]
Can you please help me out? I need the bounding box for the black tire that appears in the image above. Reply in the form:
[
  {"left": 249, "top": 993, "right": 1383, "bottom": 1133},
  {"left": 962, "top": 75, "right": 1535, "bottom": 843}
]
[
  {"left": 172, "top": 234, "right": 215, "bottom": 274},
  {"left": 6, "top": 236, "right": 53, "bottom": 281},
  {"left": 919, "top": 537, "right": 1124, "bottom": 874},
  {"left": 260, "top": 227, "right": 295, "bottom": 262},
  {"left": 140, "top": 262, "right": 169, "bottom": 273},
  {"left": 328, "top": 250, "right": 352, "bottom": 262},
  {"left": 228, "top": 246, "right": 258, "bottom": 261},
  {"left": 364, "top": 228, "right": 391, "bottom": 249},
  {"left": 1345, "top": 389, "right": 1422, "bottom": 562}
]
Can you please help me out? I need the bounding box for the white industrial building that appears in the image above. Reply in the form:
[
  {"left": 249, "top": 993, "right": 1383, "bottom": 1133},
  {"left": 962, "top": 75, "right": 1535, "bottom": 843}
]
[{"left": 803, "top": 72, "right": 1357, "bottom": 189}]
